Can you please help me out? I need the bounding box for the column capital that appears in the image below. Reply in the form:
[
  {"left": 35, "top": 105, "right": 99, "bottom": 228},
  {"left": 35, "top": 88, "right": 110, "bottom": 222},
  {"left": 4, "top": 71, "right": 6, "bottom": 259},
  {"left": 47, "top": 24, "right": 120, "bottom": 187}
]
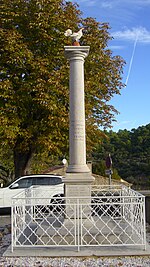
[{"left": 64, "top": 46, "right": 90, "bottom": 60}]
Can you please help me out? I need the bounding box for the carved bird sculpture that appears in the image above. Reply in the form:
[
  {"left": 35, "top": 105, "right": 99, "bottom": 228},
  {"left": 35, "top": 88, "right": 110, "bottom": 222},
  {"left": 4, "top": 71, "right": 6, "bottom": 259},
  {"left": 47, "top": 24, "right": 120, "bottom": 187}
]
[{"left": 64, "top": 28, "right": 84, "bottom": 45}]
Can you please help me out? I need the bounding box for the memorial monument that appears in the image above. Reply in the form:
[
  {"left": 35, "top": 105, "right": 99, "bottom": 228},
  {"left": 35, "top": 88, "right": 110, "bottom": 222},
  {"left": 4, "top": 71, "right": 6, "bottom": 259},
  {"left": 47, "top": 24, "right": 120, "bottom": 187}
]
[{"left": 63, "top": 28, "right": 94, "bottom": 204}]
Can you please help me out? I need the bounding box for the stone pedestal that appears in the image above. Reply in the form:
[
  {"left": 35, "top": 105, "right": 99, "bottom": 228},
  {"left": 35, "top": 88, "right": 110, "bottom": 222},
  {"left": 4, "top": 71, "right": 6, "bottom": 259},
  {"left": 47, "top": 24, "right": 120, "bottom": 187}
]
[{"left": 63, "top": 46, "right": 94, "bottom": 215}]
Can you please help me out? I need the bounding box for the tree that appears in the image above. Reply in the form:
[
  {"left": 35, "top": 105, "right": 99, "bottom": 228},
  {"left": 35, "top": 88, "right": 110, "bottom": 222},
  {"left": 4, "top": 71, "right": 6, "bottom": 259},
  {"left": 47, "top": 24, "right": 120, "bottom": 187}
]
[
  {"left": 0, "top": 0, "right": 125, "bottom": 179},
  {"left": 92, "top": 124, "right": 150, "bottom": 189}
]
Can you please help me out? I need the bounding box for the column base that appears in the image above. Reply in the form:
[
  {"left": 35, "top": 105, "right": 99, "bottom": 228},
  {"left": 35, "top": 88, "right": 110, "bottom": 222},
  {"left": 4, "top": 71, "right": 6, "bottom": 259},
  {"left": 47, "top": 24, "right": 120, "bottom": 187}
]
[
  {"left": 66, "top": 164, "right": 91, "bottom": 173},
  {"left": 62, "top": 172, "right": 95, "bottom": 220}
]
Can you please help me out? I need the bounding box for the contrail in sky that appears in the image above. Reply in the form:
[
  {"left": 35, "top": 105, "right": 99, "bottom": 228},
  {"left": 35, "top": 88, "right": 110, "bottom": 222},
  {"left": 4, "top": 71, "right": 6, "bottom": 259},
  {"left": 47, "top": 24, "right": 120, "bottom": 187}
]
[{"left": 125, "top": 34, "right": 138, "bottom": 86}]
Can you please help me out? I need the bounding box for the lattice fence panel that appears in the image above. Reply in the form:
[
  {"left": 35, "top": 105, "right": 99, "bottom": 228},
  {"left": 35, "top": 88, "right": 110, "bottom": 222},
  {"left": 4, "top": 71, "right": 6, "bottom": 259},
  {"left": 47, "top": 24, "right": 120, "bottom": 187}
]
[{"left": 11, "top": 185, "right": 146, "bottom": 251}]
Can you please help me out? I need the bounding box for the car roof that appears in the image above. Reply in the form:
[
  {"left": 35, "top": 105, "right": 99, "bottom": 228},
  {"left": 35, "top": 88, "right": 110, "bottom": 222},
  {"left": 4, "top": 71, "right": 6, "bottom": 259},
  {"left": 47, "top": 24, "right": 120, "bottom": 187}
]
[
  {"left": 17, "top": 174, "right": 63, "bottom": 179},
  {"left": 8, "top": 174, "right": 63, "bottom": 185}
]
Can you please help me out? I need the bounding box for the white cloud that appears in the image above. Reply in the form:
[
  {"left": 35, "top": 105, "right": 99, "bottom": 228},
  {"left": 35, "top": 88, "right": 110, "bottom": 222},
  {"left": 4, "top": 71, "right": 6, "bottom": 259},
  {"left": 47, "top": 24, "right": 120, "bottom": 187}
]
[
  {"left": 101, "top": 1, "right": 113, "bottom": 8},
  {"left": 100, "top": 0, "right": 150, "bottom": 8},
  {"left": 86, "top": 0, "right": 97, "bottom": 6},
  {"left": 112, "top": 27, "right": 150, "bottom": 44},
  {"left": 108, "top": 45, "right": 125, "bottom": 50},
  {"left": 126, "top": 0, "right": 150, "bottom": 4},
  {"left": 75, "top": 0, "right": 97, "bottom": 6},
  {"left": 71, "top": 0, "right": 150, "bottom": 8}
]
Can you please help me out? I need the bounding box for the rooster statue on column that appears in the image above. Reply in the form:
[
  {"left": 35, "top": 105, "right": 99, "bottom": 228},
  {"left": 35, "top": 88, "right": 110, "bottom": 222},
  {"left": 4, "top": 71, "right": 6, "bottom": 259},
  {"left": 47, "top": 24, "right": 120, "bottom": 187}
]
[{"left": 64, "top": 28, "right": 84, "bottom": 46}]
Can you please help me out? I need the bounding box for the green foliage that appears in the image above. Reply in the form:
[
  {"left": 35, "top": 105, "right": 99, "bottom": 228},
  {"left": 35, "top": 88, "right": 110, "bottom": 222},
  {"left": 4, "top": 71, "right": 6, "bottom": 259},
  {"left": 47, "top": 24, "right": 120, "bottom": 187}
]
[
  {"left": 0, "top": 0, "right": 125, "bottom": 178},
  {"left": 92, "top": 124, "right": 150, "bottom": 189},
  {"left": 92, "top": 160, "right": 106, "bottom": 176},
  {"left": 92, "top": 160, "right": 121, "bottom": 180}
]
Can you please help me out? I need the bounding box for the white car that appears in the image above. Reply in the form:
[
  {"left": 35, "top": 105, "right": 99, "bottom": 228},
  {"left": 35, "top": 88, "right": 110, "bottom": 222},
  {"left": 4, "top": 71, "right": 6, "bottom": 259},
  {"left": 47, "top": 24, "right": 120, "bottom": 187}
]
[{"left": 0, "top": 174, "right": 64, "bottom": 214}]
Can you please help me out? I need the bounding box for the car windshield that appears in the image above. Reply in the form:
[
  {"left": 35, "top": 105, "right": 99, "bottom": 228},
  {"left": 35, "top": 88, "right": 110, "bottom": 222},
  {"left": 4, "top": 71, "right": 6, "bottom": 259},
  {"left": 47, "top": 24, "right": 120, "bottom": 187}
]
[{"left": 5, "top": 178, "right": 19, "bottom": 188}]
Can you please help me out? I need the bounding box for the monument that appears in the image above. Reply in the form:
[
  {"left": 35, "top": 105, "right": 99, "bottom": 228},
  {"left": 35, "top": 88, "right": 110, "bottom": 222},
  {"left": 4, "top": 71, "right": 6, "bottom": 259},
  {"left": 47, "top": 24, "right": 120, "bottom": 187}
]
[
  {"left": 9, "top": 29, "right": 146, "bottom": 253},
  {"left": 63, "top": 29, "right": 94, "bottom": 205}
]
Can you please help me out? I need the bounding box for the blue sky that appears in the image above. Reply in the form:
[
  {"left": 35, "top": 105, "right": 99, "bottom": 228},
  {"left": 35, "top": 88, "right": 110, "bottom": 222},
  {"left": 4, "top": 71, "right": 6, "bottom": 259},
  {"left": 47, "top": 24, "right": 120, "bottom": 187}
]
[{"left": 70, "top": 0, "right": 150, "bottom": 132}]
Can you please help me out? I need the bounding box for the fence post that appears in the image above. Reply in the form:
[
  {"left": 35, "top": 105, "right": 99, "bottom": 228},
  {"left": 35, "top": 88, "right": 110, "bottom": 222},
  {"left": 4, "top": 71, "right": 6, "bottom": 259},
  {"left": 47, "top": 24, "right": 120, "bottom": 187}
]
[{"left": 11, "top": 205, "right": 14, "bottom": 253}]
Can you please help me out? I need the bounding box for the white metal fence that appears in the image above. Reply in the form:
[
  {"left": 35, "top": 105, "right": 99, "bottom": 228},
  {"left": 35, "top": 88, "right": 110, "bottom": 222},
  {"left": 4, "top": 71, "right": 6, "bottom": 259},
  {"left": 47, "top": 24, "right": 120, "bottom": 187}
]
[{"left": 11, "top": 185, "right": 146, "bottom": 252}]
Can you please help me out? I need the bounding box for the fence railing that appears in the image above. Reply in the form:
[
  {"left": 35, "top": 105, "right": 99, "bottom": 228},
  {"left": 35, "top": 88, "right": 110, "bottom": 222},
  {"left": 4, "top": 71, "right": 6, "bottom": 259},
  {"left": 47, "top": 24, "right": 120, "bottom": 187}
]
[{"left": 11, "top": 185, "right": 146, "bottom": 252}]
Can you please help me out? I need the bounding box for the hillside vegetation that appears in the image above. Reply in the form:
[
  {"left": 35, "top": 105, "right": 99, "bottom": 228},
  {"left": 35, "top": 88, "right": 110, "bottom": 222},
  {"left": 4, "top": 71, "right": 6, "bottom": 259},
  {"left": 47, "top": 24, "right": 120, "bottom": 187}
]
[{"left": 92, "top": 124, "right": 150, "bottom": 190}]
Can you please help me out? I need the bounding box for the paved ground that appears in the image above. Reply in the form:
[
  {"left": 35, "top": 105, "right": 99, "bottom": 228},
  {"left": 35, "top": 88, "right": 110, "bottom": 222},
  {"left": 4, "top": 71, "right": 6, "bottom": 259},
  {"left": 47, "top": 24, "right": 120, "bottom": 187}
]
[
  {"left": 1, "top": 215, "right": 150, "bottom": 257},
  {"left": 4, "top": 243, "right": 150, "bottom": 257},
  {"left": 0, "top": 215, "right": 11, "bottom": 227}
]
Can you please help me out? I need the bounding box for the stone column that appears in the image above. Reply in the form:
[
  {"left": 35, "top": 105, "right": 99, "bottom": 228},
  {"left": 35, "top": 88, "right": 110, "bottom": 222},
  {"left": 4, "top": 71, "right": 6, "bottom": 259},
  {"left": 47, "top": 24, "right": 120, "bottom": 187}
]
[
  {"left": 61, "top": 45, "right": 95, "bottom": 232},
  {"left": 64, "top": 46, "right": 93, "bottom": 178},
  {"left": 63, "top": 46, "right": 94, "bottom": 206}
]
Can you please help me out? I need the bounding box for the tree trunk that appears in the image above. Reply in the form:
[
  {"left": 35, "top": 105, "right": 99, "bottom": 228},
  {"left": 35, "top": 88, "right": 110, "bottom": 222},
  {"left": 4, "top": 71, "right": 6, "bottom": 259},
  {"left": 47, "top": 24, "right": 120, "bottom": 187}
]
[
  {"left": 0, "top": 166, "right": 14, "bottom": 185},
  {"left": 14, "top": 139, "right": 34, "bottom": 178}
]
